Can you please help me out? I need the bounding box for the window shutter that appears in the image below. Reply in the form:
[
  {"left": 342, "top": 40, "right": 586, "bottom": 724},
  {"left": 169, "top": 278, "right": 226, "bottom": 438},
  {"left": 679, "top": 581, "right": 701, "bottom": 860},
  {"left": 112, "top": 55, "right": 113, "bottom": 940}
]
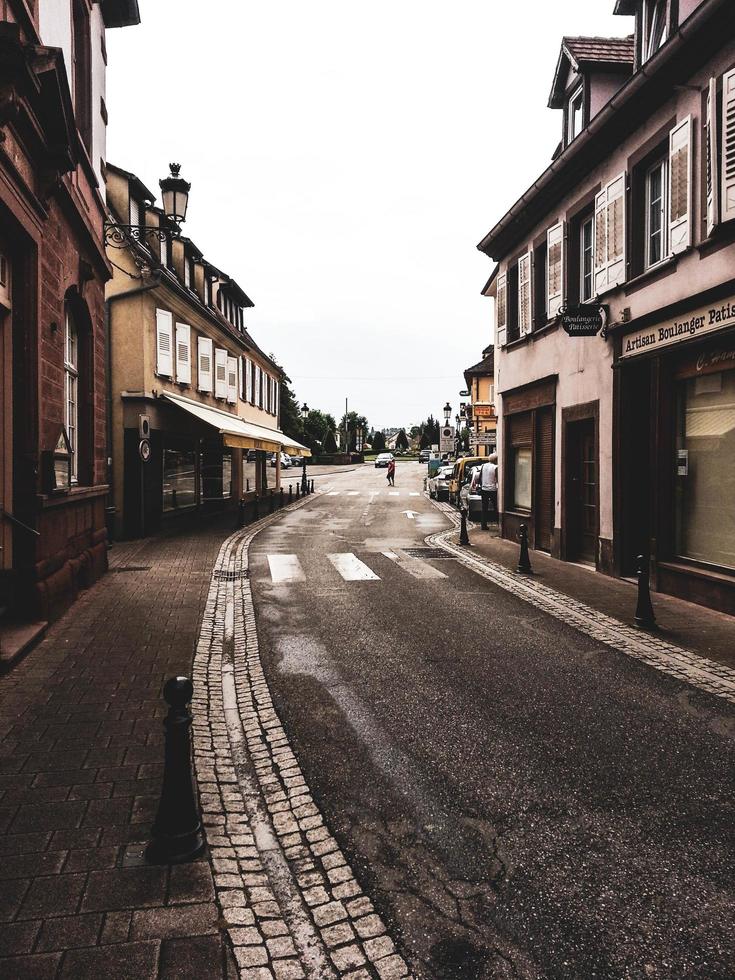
[
  {"left": 274, "top": 380, "right": 279, "bottom": 420},
  {"left": 546, "top": 224, "right": 564, "bottom": 318},
  {"left": 706, "top": 76, "right": 720, "bottom": 236},
  {"left": 605, "top": 173, "right": 626, "bottom": 289},
  {"left": 496, "top": 274, "right": 507, "bottom": 348},
  {"left": 227, "top": 356, "right": 238, "bottom": 404},
  {"left": 721, "top": 68, "right": 735, "bottom": 224},
  {"left": 239, "top": 357, "right": 245, "bottom": 400},
  {"left": 197, "top": 337, "right": 213, "bottom": 392},
  {"left": 155, "top": 309, "right": 173, "bottom": 377},
  {"left": 215, "top": 348, "right": 228, "bottom": 399},
  {"left": 175, "top": 322, "right": 191, "bottom": 385},
  {"left": 160, "top": 235, "right": 169, "bottom": 268},
  {"left": 130, "top": 196, "right": 140, "bottom": 227},
  {"left": 518, "top": 251, "right": 532, "bottom": 335},
  {"left": 594, "top": 188, "right": 608, "bottom": 293},
  {"left": 245, "top": 357, "right": 253, "bottom": 403},
  {"left": 668, "top": 115, "right": 692, "bottom": 254}
]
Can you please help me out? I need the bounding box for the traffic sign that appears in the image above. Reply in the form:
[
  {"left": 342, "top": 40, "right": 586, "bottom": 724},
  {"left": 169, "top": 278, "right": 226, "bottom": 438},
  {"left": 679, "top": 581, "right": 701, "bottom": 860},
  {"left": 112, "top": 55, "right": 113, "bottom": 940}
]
[
  {"left": 439, "top": 426, "right": 455, "bottom": 453},
  {"left": 470, "top": 433, "right": 496, "bottom": 447}
]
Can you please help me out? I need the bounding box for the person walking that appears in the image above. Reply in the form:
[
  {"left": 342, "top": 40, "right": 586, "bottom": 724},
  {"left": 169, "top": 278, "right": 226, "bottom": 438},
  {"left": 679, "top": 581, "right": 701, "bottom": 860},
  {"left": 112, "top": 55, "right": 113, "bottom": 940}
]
[
  {"left": 387, "top": 458, "right": 396, "bottom": 487},
  {"left": 473, "top": 454, "right": 498, "bottom": 530}
]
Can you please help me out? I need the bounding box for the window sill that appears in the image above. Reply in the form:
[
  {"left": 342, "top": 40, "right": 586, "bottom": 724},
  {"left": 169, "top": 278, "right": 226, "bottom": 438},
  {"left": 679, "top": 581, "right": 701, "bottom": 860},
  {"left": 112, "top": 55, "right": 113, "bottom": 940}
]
[
  {"left": 38, "top": 485, "right": 110, "bottom": 509},
  {"left": 657, "top": 559, "right": 735, "bottom": 584},
  {"left": 623, "top": 255, "right": 678, "bottom": 295}
]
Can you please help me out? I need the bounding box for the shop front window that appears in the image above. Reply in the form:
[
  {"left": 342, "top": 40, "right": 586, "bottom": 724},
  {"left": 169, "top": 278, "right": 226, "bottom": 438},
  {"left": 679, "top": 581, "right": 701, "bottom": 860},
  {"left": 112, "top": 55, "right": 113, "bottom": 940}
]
[
  {"left": 163, "top": 446, "right": 197, "bottom": 511},
  {"left": 675, "top": 371, "right": 735, "bottom": 569},
  {"left": 200, "top": 446, "right": 233, "bottom": 501},
  {"left": 512, "top": 447, "right": 532, "bottom": 511}
]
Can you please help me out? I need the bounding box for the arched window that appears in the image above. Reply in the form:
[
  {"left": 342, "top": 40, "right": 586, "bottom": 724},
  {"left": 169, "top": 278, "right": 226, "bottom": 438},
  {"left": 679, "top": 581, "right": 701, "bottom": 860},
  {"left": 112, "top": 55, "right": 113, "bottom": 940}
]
[{"left": 64, "top": 308, "right": 79, "bottom": 482}]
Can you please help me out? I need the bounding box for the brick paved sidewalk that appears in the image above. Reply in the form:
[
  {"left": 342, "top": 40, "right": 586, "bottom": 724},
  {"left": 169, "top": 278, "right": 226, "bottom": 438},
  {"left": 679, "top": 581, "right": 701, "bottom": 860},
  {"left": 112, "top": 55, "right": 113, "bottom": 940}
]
[
  {"left": 448, "top": 512, "right": 735, "bottom": 671},
  {"left": 0, "top": 519, "right": 238, "bottom": 980}
]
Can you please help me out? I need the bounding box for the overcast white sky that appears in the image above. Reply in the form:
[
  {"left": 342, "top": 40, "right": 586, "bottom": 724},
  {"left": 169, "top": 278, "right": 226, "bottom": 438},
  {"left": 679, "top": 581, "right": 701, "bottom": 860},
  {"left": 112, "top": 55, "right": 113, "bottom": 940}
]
[{"left": 106, "top": 1, "right": 630, "bottom": 431}]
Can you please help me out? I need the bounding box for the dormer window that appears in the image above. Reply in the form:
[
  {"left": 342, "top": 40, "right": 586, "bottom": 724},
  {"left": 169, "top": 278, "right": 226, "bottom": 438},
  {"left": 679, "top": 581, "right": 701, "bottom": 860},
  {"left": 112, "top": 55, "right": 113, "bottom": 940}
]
[
  {"left": 641, "top": 0, "right": 668, "bottom": 63},
  {"left": 204, "top": 275, "right": 211, "bottom": 307},
  {"left": 184, "top": 254, "right": 195, "bottom": 290},
  {"left": 129, "top": 196, "right": 140, "bottom": 227},
  {"left": 567, "top": 86, "right": 584, "bottom": 144}
]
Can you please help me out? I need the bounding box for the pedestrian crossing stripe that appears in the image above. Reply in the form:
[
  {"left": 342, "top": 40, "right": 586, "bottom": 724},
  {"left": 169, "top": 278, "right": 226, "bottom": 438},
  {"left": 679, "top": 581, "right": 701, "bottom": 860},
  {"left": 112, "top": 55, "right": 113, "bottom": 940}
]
[
  {"left": 388, "top": 491, "right": 399, "bottom": 496},
  {"left": 327, "top": 553, "right": 380, "bottom": 581},
  {"left": 267, "top": 554, "right": 305, "bottom": 583},
  {"left": 381, "top": 550, "right": 447, "bottom": 580}
]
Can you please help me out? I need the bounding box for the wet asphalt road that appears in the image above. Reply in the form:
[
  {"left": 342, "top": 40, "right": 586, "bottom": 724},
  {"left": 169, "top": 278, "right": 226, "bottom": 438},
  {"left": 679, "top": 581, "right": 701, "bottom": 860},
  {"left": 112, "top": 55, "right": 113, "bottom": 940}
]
[{"left": 250, "top": 463, "right": 735, "bottom": 980}]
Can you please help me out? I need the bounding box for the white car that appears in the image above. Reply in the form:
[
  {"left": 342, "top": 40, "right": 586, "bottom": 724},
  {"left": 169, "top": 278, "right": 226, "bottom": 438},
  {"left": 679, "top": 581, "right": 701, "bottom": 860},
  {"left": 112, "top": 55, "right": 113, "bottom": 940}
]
[
  {"left": 269, "top": 452, "right": 291, "bottom": 468},
  {"left": 428, "top": 465, "right": 453, "bottom": 500},
  {"left": 374, "top": 453, "right": 394, "bottom": 468}
]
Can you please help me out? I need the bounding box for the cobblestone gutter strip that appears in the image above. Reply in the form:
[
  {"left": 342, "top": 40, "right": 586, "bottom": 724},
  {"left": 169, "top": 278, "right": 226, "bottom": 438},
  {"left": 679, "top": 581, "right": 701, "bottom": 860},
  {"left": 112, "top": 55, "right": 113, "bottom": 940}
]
[
  {"left": 426, "top": 500, "right": 735, "bottom": 707},
  {"left": 192, "top": 506, "right": 413, "bottom": 980}
]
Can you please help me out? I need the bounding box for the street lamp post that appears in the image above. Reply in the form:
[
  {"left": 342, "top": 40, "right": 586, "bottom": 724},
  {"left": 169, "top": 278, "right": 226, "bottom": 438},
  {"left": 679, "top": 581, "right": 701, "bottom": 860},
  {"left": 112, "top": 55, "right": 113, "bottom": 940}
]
[
  {"left": 300, "top": 403, "right": 309, "bottom": 495},
  {"left": 104, "top": 163, "right": 191, "bottom": 247}
]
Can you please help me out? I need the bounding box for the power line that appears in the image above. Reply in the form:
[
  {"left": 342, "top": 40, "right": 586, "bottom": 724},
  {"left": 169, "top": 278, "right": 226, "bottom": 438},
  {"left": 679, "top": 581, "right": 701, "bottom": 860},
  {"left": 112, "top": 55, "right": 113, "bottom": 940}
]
[{"left": 292, "top": 375, "right": 460, "bottom": 381}]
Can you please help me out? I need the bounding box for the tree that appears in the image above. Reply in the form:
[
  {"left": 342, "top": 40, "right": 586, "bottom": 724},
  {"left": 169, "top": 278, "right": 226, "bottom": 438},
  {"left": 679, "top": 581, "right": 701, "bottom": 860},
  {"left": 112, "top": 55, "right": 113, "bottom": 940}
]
[
  {"left": 395, "top": 429, "right": 409, "bottom": 451},
  {"left": 323, "top": 428, "right": 338, "bottom": 453},
  {"left": 340, "top": 411, "right": 369, "bottom": 452},
  {"left": 276, "top": 373, "right": 304, "bottom": 443},
  {"left": 372, "top": 431, "right": 386, "bottom": 453},
  {"left": 419, "top": 430, "right": 431, "bottom": 450},
  {"left": 302, "top": 409, "right": 336, "bottom": 454}
]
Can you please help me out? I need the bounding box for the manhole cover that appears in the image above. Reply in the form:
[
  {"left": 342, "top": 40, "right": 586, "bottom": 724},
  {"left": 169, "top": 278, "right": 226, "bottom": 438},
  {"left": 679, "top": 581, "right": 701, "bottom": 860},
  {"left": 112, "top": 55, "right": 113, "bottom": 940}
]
[
  {"left": 402, "top": 548, "right": 453, "bottom": 559},
  {"left": 108, "top": 566, "right": 151, "bottom": 573}
]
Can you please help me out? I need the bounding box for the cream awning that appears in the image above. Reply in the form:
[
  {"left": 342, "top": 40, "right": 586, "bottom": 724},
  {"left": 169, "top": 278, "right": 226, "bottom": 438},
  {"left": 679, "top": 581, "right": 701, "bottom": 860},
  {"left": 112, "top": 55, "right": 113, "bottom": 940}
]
[{"left": 161, "top": 391, "right": 312, "bottom": 456}]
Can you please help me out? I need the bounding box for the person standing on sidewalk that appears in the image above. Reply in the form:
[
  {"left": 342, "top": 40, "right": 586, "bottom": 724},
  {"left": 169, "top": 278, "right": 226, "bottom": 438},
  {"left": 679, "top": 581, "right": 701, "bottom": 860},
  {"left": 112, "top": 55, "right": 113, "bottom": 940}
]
[
  {"left": 387, "top": 458, "right": 396, "bottom": 487},
  {"left": 473, "top": 455, "right": 498, "bottom": 530}
]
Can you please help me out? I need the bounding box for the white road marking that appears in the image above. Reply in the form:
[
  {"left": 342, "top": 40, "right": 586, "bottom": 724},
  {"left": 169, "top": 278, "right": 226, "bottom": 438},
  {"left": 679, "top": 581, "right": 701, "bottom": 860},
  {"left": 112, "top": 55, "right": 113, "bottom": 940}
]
[
  {"left": 401, "top": 510, "right": 418, "bottom": 519},
  {"left": 267, "top": 554, "right": 305, "bottom": 583},
  {"left": 388, "top": 491, "right": 399, "bottom": 496},
  {"left": 327, "top": 553, "right": 380, "bottom": 581},
  {"left": 409, "top": 492, "right": 420, "bottom": 497},
  {"left": 327, "top": 491, "right": 340, "bottom": 496},
  {"left": 347, "top": 491, "right": 360, "bottom": 496},
  {"left": 382, "top": 550, "right": 447, "bottom": 580}
]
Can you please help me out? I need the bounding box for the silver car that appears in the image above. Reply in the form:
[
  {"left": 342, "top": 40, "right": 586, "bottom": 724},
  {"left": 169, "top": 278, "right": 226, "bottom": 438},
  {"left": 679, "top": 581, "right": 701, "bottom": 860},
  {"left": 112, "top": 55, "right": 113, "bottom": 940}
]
[
  {"left": 459, "top": 466, "right": 483, "bottom": 522},
  {"left": 428, "top": 465, "right": 453, "bottom": 501}
]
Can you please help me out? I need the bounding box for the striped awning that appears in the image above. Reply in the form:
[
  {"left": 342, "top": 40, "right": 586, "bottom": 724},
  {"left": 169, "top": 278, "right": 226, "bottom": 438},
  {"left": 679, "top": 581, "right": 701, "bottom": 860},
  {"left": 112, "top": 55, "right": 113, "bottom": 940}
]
[{"left": 161, "top": 391, "right": 311, "bottom": 456}]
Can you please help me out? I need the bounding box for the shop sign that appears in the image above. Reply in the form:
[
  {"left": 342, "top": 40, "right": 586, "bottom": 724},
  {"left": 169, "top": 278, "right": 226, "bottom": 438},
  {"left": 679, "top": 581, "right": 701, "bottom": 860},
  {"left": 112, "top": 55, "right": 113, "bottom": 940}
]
[
  {"left": 473, "top": 405, "right": 494, "bottom": 418},
  {"left": 459, "top": 389, "right": 470, "bottom": 397},
  {"left": 560, "top": 304, "right": 606, "bottom": 337},
  {"left": 471, "top": 433, "right": 496, "bottom": 446},
  {"left": 621, "top": 298, "right": 735, "bottom": 358}
]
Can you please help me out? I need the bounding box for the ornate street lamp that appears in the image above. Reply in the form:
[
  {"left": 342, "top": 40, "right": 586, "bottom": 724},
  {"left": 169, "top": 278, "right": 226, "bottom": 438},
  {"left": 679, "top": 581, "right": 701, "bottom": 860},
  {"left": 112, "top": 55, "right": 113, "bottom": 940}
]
[
  {"left": 105, "top": 163, "right": 191, "bottom": 248},
  {"left": 443, "top": 402, "right": 452, "bottom": 424},
  {"left": 300, "top": 403, "right": 309, "bottom": 494}
]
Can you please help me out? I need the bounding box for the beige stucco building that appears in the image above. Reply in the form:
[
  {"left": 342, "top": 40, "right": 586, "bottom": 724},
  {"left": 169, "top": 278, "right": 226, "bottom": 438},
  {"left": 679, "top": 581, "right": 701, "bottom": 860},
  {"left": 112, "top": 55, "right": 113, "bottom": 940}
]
[
  {"left": 463, "top": 346, "right": 496, "bottom": 457},
  {"left": 479, "top": 0, "right": 735, "bottom": 613},
  {"left": 105, "top": 164, "right": 307, "bottom": 539}
]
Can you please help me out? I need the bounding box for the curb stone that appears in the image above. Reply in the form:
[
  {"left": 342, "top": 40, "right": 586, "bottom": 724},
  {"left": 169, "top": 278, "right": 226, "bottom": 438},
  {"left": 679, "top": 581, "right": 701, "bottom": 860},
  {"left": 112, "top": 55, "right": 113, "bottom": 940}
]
[
  {"left": 191, "top": 497, "right": 415, "bottom": 979},
  {"left": 426, "top": 496, "right": 735, "bottom": 707}
]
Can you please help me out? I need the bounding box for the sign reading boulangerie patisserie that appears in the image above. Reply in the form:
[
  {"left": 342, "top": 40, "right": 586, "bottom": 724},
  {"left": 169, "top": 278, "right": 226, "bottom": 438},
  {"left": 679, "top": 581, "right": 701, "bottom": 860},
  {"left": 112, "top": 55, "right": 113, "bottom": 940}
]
[{"left": 621, "top": 298, "right": 735, "bottom": 358}]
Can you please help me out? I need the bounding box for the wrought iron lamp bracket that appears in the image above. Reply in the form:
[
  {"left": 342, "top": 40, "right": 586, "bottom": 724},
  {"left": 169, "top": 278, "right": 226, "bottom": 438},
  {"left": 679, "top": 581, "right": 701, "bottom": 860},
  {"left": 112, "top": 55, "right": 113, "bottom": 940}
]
[{"left": 104, "top": 222, "right": 180, "bottom": 249}]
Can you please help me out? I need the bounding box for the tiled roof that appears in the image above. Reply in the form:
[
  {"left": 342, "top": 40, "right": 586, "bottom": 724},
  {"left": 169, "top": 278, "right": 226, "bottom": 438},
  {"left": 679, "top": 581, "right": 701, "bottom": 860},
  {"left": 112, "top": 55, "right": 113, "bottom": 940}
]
[
  {"left": 563, "top": 35, "right": 634, "bottom": 68},
  {"left": 464, "top": 351, "right": 494, "bottom": 377}
]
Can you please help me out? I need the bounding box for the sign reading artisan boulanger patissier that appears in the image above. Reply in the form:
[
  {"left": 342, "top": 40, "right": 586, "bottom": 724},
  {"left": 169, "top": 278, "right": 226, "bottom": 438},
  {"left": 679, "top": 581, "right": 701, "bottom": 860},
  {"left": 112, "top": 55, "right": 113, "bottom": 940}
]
[{"left": 621, "top": 299, "right": 735, "bottom": 358}]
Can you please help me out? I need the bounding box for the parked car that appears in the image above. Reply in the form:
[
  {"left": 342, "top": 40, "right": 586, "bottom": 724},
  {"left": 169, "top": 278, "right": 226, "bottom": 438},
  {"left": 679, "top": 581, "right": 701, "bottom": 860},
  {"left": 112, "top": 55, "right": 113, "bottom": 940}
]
[
  {"left": 448, "top": 456, "right": 484, "bottom": 505},
  {"left": 288, "top": 454, "right": 302, "bottom": 467},
  {"left": 459, "top": 466, "right": 483, "bottom": 522},
  {"left": 374, "top": 452, "right": 394, "bottom": 468},
  {"left": 428, "top": 465, "right": 453, "bottom": 501},
  {"left": 246, "top": 449, "right": 258, "bottom": 462},
  {"left": 419, "top": 449, "right": 431, "bottom": 464},
  {"left": 269, "top": 452, "right": 291, "bottom": 468}
]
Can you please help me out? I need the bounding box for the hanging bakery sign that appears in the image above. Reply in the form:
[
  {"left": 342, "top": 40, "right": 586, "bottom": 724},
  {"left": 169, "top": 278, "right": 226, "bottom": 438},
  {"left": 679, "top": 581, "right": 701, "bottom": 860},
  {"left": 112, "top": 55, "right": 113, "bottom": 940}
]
[
  {"left": 621, "top": 299, "right": 735, "bottom": 358},
  {"left": 560, "top": 304, "right": 606, "bottom": 337}
]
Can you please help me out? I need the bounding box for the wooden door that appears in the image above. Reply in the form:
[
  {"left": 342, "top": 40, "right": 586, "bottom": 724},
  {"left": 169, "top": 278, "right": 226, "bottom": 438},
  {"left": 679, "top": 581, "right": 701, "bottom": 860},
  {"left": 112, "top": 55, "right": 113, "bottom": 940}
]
[
  {"left": 566, "top": 419, "right": 597, "bottom": 562},
  {"left": 535, "top": 407, "right": 554, "bottom": 551}
]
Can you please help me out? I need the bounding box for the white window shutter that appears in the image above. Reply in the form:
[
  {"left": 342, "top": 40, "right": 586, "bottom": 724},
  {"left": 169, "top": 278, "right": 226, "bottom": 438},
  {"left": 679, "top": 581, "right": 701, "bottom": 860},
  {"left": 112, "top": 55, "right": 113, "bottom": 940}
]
[
  {"left": 239, "top": 357, "right": 245, "bottom": 400},
  {"left": 721, "top": 68, "right": 735, "bottom": 224},
  {"left": 227, "top": 356, "right": 238, "bottom": 404},
  {"left": 495, "top": 273, "right": 507, "bottom": 347},
  {"left": 669, "top": 115, "right": 692, "bottom": 255},
  {"left": 518, "top": 251, "right": 532, "bottom": 335},
  {"left": 215, "top": 348, "right": 228, "bottom": 399},
  {"left": 155, "top": 309, "right": 173, "bottom": 377},
  {"left": 546, "top": 224, "right": 564, "bottom": 318},
  {"left": 130, "top": 196, "right": 140, "bottom": 227},
  {"left": 245, "top": 358, "right": 253, "bottom": 403},
  {"left": 706, "top": 77, "right": 720, "bottom": 236},
  {"left": 197, "top": 337, "right": 213, "bottom": 392},
  {"left": 605, "top": 173, "right": 626, "bottom": 289},
  {"left": 594, "top": 188, "right": 608, "bottom": 294},
  {"left": 175, "top": 322, "right": 191, "bottom": 385}
]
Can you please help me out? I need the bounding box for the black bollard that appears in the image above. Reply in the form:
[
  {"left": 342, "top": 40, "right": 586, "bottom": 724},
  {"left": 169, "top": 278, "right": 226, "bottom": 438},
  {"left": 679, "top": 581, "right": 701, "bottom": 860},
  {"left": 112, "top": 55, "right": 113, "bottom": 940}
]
[
  {"left": 246, "top": 478, "right": 250, "bottom": 494},
  {"left": 459, "top": 507, "right": 470, "bottom": 545},
  {"left": 634, "top": 554, "right": 656, "bottom": 629},
  {"left": 147, "top": 677, "right": 205, "bottom": 865},
  {"left": 517, "top": 524, "right": 533, "bottom": 574},
  {"left": 280, "top": 487, "right": 284, "bottom": 508},
  {"left": 296, "top": 484, "right": 300, "bottom": 499},
  {"left": 289, "top": 484, "right": 293, "bottom": 503},
  {"left": 310, "top": 479, "right": 314, "bottom": 494}
]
